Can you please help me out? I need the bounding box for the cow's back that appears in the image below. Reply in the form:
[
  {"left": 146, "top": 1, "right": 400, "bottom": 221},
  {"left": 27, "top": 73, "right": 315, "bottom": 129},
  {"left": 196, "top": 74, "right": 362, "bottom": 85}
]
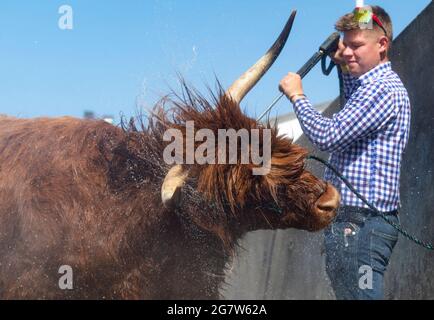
[
  {"left": 0, "top": 116, "right": 230, "bottom": 299},
  {"left": 0, "top": 116, "right": 135, "bottom": 298}
]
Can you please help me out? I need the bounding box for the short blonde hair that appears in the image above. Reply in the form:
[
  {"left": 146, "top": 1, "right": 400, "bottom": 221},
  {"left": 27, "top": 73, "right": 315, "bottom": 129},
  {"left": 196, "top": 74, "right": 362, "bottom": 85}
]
[{"left": 335, "top": 5, "right": 393, "bottom": 43}]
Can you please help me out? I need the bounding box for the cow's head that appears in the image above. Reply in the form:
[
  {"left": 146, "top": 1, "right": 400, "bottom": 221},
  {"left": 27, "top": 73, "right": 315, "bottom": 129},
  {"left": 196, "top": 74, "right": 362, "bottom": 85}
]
[{"left": 160, "top": 11, "right": 339, "bottom": 234}]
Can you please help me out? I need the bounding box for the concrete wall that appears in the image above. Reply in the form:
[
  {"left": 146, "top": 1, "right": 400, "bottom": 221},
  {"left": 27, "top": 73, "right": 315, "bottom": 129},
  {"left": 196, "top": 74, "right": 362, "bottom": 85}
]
[
  {"left": 385, "top": 2, "right": 434, "bottom": 299},
  {"left": 222, "top": 2, "right": 433, "bottom": 299}
]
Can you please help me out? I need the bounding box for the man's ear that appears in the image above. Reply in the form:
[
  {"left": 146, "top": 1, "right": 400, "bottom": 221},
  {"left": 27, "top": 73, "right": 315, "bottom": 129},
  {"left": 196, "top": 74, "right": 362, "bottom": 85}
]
[{"left": 379, "top": 36, "right": 389, "bottom": 53}]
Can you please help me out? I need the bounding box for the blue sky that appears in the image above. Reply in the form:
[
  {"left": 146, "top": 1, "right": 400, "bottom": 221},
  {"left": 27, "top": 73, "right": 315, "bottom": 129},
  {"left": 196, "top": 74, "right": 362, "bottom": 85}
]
[{"left": 0, "top": 0, "right": 431, "bottom": 123}]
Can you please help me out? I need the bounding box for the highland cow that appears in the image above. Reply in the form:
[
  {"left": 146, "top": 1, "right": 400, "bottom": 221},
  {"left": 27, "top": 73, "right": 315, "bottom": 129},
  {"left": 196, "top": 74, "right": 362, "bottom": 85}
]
[{"left": 0, "top": 11, "right": 339, "bottom": 299}]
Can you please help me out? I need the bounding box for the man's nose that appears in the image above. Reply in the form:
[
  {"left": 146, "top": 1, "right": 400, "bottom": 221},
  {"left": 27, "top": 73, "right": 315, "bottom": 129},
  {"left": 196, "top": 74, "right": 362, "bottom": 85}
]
[{"left": 342, "top": 46, "right": 353, "bottom": 58}]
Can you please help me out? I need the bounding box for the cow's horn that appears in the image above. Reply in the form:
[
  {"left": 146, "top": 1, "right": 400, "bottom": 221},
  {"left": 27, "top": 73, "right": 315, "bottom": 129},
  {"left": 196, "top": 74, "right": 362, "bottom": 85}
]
[
  {"left": 225, "top": 10, "right": 297, "bottom": 104},
  {"left": 161, "top": 165, "right": 189, "bottom": 208}
]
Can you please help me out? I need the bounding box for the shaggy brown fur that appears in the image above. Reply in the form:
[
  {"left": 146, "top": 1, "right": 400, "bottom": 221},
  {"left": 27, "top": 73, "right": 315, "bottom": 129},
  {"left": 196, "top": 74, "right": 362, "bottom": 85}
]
[{"left": 0, "top": 84, "right": 336, "bottom": 299}]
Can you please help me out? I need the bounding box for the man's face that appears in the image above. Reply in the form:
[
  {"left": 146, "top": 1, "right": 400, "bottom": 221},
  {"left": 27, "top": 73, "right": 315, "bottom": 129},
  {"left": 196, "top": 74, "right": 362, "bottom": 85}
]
[{"left": 342, "top": 29, "right": 388, "bottom": 77}]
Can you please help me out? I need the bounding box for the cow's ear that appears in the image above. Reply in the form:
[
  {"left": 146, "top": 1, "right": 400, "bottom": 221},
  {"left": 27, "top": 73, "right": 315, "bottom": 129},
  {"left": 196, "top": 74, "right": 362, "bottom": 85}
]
[{"left": 161, "top": 165, "right": 189, "bottom": 209}]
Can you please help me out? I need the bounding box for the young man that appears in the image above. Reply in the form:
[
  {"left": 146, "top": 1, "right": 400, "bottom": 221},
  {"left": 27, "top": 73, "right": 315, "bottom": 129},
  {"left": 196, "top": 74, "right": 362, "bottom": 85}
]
[{"left": 279, "top": 5, "right": 411, "bottom": 299}]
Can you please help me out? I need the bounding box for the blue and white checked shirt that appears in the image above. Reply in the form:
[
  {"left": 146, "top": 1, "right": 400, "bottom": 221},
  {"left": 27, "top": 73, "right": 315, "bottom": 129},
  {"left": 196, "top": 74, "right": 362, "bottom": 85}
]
[{"left": 293, "top": 62, "right": 411, "bottom": 212}]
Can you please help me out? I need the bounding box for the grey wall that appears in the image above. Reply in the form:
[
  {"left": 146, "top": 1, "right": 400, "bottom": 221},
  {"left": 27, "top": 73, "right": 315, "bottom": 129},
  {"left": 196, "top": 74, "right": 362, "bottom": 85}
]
[
  {"left": 385, "top": 2, "right": 434, "bottom": 299},
  {"left": 222, "top": 2, "right": 434, "bottom": 300}
]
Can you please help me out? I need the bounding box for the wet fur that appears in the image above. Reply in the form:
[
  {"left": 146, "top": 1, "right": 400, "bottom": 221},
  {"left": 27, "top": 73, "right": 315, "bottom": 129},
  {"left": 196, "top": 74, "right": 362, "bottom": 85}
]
[{"left": 0, "top": 84, "right": 327, "bottom": 299}]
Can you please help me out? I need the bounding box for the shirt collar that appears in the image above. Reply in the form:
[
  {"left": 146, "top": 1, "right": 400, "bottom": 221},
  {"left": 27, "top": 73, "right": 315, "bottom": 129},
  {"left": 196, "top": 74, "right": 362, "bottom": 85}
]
[{"left": 357, "top": 61, "right": 392, "bottom": 86}]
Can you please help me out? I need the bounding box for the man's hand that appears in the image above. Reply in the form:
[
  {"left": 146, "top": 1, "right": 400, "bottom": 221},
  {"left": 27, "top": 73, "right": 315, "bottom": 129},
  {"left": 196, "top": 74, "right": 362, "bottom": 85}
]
[
  {"left": 329, "top": 39, "right": 346, "bottom": 65},
  {"left": 279, "top": 72, "right": 304, "bottom": 103}
]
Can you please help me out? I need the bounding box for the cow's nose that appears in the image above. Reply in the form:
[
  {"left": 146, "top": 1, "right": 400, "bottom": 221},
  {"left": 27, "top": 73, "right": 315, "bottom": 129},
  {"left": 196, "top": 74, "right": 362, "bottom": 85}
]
[{"left": 313, "top": 183, "right": 340, "bottom": 226}]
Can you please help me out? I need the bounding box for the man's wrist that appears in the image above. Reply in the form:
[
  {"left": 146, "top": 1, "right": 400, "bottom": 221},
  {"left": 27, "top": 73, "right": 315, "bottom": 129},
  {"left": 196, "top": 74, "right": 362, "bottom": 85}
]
[
  {"left": 289, "top": 93, "right": 306, "bottom": 103},
  {"left": 340, "top": 63, "right": 350, "bottom": 74}
]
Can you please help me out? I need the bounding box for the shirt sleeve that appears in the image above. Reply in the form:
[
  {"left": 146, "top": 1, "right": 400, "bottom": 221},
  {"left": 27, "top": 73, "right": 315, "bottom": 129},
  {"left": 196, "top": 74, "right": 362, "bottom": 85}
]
[
  {"left": 292, "top": 83, "right": 398, "bottom": 153},
  {"left": 342, "top": 72, "right": 358, "bottom": 101}
]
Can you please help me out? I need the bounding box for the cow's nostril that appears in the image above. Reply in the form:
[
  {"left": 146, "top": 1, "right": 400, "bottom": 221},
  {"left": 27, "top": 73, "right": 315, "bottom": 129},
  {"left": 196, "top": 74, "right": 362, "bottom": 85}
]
[
  {"left": 315, "top": 183, "right": 340, "bottom": 215},
  {"left": 317, "top": 202, "right": 336, "bottom": 212}
]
